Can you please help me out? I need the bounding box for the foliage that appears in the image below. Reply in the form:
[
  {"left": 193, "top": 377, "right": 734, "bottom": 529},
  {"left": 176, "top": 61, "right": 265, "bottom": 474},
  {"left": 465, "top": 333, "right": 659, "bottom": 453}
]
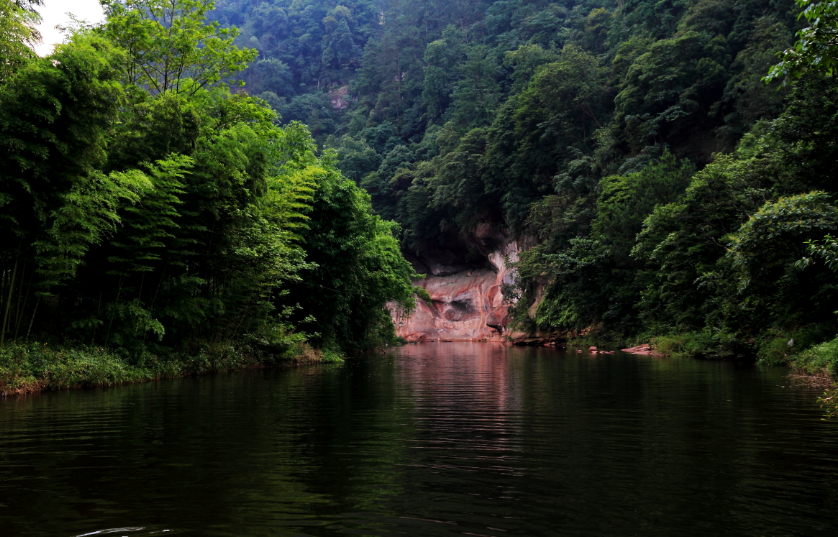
[
  {"left": 0, "top": 338, "right": 330, "bottom": 395},
  {"left": 767, "top": 0, "right": 838, "bottom": 81},
  {"left": 284, "top": 151, "right": 417, "bottom": 352},
  {"left": 0, "top": 0, "right": 417, "bottom": 363},
  {"left": 727, "top": 192, "right": 838, "bottom": 285},
  {"left": 651, "top": 331, "right": 720, "bottom": 358},
  {"left": 101, "top": 0, "right": 257, "bottom": 95},
  {"left": 6, "top": 0, "right": 838, "bottom": 370},
  {"left": 799, "top": 233, "right": 838, "bottom": 270},
  {"left": 613, "top": 30, "right": 730, "bottom": 156},
  {"left": 0, "top": 0, "right": 39, "bottom": 82},
  {"left": 792, "top": 335, "right": 838, "bottom": 375},
  {"left": 596, "top": 151, "right": 694, "bottom": 263}
]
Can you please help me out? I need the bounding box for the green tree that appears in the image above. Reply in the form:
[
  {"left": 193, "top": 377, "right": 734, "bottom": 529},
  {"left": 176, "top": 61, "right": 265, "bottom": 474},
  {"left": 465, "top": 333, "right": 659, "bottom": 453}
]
[
  {"left": 330, "top": 135, "right": 382, "bottom": 183},
  {"left": 286, "top": 151, "right": 416, "bottom": 352},
  {"left": 631, "top": 151, "right": 771, "bottom": 333},
  {"left": 613, "top": 31, "right": 730, "bottom": 157},
  {"left": 0, "top": 34, "right": 125, "bottom": 275},
  {"left": 0, "top": 0, "right": 39, "bottom": 82},
  {"left": 502, "top": 43, "right": 559, "bottom": 94},
  {"left": 101, "top": 0, "right": 257, "bottom": 95},
  {"left": 449, "top": 45, "right": 502, "bottom": 129},
  {"left": 720, "top": 16, "right": 793, "bottom": 143},
  {"left": 767, "top": 0, "right": 838, "bottom": 81},
  {"left": 322, "top": 18, "right": 359, "bottom": 73},
  {"left": 484, "top": 44, "right": 608, "bottom": 232},
  {"left": 248, "top": 58, "right": 295, "bottom": 97},
  {"left": 595, "top": 152, "right": 694, "bottom": 264},
  {"left": 421, "top": 26, "right": 465, "bottom": 122},
  {"left": 0, "top": 33, "right": 127, "bottom": 344},
  {"left": 728, "top": 191, "right": 838, "bottom": 280}
]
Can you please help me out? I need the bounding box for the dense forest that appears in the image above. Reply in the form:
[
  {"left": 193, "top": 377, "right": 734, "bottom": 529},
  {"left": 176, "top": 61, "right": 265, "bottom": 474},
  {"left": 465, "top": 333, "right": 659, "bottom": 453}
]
[
  {"left": 0, "top": 0, "right": 419, "bottom": 392},
  {"left": 212, "top": 0, "right": 838, "bottom": 368},
  {"left": 2, "top": 0, "right": 838, "bottom": 395}
]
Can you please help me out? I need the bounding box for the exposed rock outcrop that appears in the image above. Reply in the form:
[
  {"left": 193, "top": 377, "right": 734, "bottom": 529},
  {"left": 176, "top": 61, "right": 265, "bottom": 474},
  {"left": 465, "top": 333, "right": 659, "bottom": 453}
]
[
  {"left": 394, "top": 241, "right": 519, "bottom": 342},
  {"left": 328, "top": 86, "right": 350, "bottom": 109},
  {"left": 621, "top": 344, "right": 663, "bottom": 356}
]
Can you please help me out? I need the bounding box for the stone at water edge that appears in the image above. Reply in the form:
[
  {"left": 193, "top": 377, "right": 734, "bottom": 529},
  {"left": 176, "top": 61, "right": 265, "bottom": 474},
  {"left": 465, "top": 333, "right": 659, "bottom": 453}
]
[{"left": 621, "top": 344, "right": 664, "bottom": 356}]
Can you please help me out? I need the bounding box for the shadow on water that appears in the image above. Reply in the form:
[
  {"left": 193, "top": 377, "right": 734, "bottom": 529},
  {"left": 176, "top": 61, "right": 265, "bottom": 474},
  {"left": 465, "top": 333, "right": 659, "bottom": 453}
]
[{"left": 1, "top": 343, "right": 837, "bottom": 536}]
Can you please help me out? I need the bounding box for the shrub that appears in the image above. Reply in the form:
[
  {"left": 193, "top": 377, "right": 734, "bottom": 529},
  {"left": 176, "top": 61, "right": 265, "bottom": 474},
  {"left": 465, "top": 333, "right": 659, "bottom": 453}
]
[
  {"left": 0, "top": 339, "right": 321, "bottom": 396},
  {"left": 791, "top": 336, "right": 838, "bottom": 376},
  {"left": 756, "top": 325, "right": 837, "bottom": 366}
]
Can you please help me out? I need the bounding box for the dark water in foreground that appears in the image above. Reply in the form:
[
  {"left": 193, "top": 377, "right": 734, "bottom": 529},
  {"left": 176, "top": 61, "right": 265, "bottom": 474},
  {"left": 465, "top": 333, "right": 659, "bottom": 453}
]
[{"left": 1, "top": 344, "right": 838, "bottom": 536}]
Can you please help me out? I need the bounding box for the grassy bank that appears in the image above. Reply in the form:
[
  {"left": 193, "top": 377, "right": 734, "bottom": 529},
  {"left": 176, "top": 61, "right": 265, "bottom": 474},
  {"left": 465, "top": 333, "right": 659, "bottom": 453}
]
[
  {"left": 642, "top": 330, "right": 838, "bottom": 418},
  {"left": 787, "top": 336, "right": 838, "bottom": 377},
  {"left": 619, "top": 325, "right": 837, "bottom": 366},
  {"left": 787, "top": 338, "right": 838, "bottom": 419},
  {"left": 0, "top": 342, "right": 343, "bottom": 397}
]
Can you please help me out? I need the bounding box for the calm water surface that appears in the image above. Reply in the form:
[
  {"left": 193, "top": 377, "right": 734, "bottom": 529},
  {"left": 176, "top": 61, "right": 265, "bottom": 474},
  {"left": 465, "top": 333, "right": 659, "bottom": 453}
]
[{"left": 1, "top": 343, "right": 837, "bottom": 536}]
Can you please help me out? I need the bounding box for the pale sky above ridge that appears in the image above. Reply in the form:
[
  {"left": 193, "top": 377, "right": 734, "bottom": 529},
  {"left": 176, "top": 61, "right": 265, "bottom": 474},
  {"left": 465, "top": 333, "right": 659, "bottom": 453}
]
[{"left": 34, "top": 0, "right": 106, "bottom": 56}]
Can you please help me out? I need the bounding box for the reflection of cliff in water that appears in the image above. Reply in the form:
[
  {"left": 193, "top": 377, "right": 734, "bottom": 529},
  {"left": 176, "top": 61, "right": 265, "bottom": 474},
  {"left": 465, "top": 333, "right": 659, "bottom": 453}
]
[
  {"left": 395, "top": 343, "right": 521, "bottom": 457},
  {"left": 394, "top": 226, "right": 519, "bottom": 342}
]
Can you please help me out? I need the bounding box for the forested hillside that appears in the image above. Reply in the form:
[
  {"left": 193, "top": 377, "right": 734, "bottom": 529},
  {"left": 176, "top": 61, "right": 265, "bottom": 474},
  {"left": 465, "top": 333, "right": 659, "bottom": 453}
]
[
  {"left": 221, "top": 0, "right": 838, "bottom": 364},
  {"left": 2, "top": 0, "right": 838, "bottom": 395},
  {"left": 0, "top": 0, "right": 418, "bottom": 393}
]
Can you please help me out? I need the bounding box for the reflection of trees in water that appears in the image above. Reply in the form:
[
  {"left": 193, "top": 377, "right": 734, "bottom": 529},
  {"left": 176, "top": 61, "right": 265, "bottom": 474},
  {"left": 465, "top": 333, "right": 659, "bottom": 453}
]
[{"left": 3, "top": 346, "right": 838, "bottom": 535}]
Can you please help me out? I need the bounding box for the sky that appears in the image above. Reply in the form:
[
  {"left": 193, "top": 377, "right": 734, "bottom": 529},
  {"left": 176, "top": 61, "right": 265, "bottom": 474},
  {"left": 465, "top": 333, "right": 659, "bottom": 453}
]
[{"left": 34, "top": 0, "right": 106, "bottom": 56}]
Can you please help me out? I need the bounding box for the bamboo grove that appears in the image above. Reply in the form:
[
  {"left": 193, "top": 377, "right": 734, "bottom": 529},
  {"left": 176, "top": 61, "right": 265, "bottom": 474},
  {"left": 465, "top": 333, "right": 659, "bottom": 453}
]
[{"left": 0, "top": 0, "right": 417, "bottom": 376}]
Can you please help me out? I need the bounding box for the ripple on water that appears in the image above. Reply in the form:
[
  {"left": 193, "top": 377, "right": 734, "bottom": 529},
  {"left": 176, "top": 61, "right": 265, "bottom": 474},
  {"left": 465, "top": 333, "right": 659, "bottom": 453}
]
[{"left": 0, "top": 343, "right": 837, "bottom": 536}]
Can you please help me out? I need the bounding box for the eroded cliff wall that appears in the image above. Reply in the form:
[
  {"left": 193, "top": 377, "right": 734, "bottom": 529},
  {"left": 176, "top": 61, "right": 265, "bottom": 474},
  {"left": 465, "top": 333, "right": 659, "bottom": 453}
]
[{"left": 393, "top": 241, "right": 519, "bottom": 342}]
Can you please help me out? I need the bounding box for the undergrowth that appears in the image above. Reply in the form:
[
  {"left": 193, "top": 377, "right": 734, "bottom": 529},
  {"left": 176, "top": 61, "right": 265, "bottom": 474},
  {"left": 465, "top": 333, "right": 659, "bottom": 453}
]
[{"left": 0, "top": 340, "right": 340, "bottom": 396}]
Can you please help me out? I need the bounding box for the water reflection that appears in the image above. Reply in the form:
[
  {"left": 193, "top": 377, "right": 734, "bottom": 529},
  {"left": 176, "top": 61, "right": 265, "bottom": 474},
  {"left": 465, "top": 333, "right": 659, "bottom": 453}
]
[{"left": 0, "top": 343, "right": 837, "bottom": 536}]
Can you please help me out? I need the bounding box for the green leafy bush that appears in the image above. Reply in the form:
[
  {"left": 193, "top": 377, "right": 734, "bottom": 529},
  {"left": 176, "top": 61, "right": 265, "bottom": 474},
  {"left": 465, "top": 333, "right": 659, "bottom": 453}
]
[
  {"left": 791, "top": 337, "right": 838, "bottom": 376},
  {"left": 651, "top": 330, "right": 742, "bottom": 359},
  {"left": 0, "top": 339, "right": 337, "bottom": 396}
]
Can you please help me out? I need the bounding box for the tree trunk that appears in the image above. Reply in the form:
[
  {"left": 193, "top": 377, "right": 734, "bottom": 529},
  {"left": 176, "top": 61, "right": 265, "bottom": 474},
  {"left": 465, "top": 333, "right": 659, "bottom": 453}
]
[{"left": 2, "top": 257, "right": 19, "bottom": 347}]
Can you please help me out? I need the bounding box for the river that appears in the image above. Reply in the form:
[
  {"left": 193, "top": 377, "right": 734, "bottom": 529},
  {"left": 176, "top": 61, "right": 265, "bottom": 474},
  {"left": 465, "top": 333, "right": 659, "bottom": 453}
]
[{"left": 1, "top": 343, "right": 837, "bottom": 536}]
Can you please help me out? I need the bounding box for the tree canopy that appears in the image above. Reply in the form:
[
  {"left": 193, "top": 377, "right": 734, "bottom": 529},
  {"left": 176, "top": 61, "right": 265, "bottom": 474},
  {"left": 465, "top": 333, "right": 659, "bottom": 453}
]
[
  {"left": 216, "top": 0, "right": 838, "bottom": 360},
  {"left": 4, "top": 0, "right": 838, "bottom": 365},
  {"left": 0, "top": 0, "right": 417, "bottom": 361}
]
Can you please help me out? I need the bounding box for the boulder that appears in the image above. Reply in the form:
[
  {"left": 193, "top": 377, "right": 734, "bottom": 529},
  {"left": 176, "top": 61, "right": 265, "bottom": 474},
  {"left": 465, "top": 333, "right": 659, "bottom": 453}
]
[{"left": 621, "top": 344, "right": 663, "bottom": 356}]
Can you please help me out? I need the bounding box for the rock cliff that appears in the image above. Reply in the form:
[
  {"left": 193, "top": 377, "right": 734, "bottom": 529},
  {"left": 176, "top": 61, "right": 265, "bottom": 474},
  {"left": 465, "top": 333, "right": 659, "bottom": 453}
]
[{"left": 393, "top": 241, "right": 519, "bottom": 342}]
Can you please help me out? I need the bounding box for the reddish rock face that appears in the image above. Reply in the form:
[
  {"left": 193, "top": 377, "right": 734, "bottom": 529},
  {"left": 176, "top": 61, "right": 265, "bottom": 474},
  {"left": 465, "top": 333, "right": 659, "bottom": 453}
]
[
  {"left": 328, "top": 86, "right": 350, "bottom": 109},
  {"left": 393, "top": 242, "right": 518, "bottom": 342},
  {"left": 621, "top": 344, "right": 663, "bottom": 356}
]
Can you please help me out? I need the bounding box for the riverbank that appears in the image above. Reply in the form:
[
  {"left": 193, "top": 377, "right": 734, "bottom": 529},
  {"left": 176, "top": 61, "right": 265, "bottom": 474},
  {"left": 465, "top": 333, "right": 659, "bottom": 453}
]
[{"left": 0, "top": 342, "right": 343, "bottom": 397}]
